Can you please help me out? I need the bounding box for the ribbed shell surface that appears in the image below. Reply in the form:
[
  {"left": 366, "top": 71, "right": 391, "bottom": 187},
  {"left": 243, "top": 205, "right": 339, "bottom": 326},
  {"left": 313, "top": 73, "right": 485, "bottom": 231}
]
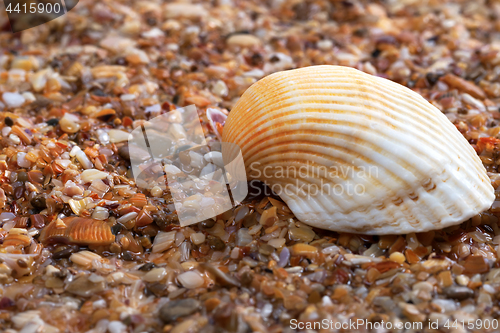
[
  {"left": 40, "top": 217, "right": 115, "bottom": 245},
  {"left": 222, "top": 65, "right": 494, "bottom": 234}
]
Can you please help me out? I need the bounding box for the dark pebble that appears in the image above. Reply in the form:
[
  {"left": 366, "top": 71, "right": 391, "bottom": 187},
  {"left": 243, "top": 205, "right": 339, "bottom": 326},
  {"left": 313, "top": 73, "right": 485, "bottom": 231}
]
[
  {"left": 61, "top": 204, "right": 73, "bottom": 216},
  {"left": 4, "top": 117, "right": 13, "bottom": 127},
  {"left": 30, "top": 195, "right": 46, "bottom": 210},
  {"left": 240, "top": 271, "right": 254, "bottom": 287},
  {"left": 146, "top": 17, "right": 157, "bottom": 26},
  {"left": 371, "top": 49, "right": 381, "bottom": 58},
  {"left": 118, "top": 145, "right": 130, "bottom": 161},
  {"left": 153, "top": 212, "right": 169, "bottom": 229},
  {"left": 17, "top": 171, "right": 27, "bottom": 182},
  {"left": 444, "top": 286, "right": 474, "bottom": 300},
  {"left": 52, "top": 245, "right": 78, "bottom": 259},
  {"left": 146, "top": 282, "right": 168, "bottom": 297},
  {"left": 159, "top": 299, "right": 200, "bottom": 323},
  {"left": 208, "top": 237, "right": 225, "bottom": 251},
  {"left": 13, "top": 186, "right": 24, "bottom": 199},
  {"left": 32, "top": 96, "right": 52, "bottom": 108},
  {"left": 139, "top": 262, "right": 156, "bottom": 271},
  {"left": 91, "top": 89, "right": 106, "bottom": 97},
  {"left": 200, "top": 219, "right": 215, "bottom": 229},
  {"left": 50, "top": 59, "right": 62, "bottom": 69},
  {"left": 16, "top": 259, "right": 27, "bottom": 268},
  {"left": 115, "top": 57, "right": 127, "bottom": 66},
  {"left": 111, "top": 223, "right": 124, "bottom": 235},
  {"left": 66, "top": 276, "right": 105, "bottom": 297},
  {"left": 46, "top": 118, "right": 59, "bottom": 126},
  {"left": 426, "top": 72, "right": 442, "bottom": 85},
  {"left": 121, "top": 251, "right": 134, "bottom": 261},
  {"left": 249, "top": 53, "right": 263, "bottom": 67},
  {"left": 0, "top": 297, "right": 14, "bottom": 309}
]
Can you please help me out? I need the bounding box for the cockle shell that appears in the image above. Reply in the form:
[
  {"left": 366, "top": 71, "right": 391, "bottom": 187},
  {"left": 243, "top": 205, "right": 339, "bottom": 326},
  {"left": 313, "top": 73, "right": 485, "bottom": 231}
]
[
  {"left": 222, "top": 65, "right": 494, "bottom": 234},
  {"left": 40, "top": 217, "right": 115, "bottom": 245}
]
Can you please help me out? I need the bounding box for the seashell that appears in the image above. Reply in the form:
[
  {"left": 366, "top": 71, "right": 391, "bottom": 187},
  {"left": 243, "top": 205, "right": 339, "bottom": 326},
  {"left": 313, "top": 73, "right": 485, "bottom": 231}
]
[
  {"left": 3, "top": 233, "right": 32, "bottom": 248},
  {"left": 40, "top": 217, "right": 114, "bottom": 245},
  {"left": 222, "top": 65, "right": 494, "bottom": 234}
]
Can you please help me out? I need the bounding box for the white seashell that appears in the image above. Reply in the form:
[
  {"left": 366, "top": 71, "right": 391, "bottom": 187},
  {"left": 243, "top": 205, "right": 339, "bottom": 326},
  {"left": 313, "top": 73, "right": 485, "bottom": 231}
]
[{"left": 223, "top": 65, "right": 494, "bottom": 234}]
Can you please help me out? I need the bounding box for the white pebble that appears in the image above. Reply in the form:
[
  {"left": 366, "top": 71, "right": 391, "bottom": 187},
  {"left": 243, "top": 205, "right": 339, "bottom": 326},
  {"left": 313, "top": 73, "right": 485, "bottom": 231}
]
[
  {"left": 164, "top": 3, "right": 207, "bottom": 19},
  {"left": 200, "top": 197, "right": 215, "bottom": 208},
  {"left": 204, "top": 152, "right": 224, "bottom": 168},
  {"left": 107, "top": 320, "right": 127, "bottom": 333},
  {"left": 2, "top": 92, "right": 25, "bottom": 108},
  {"left": 17, "top": 152, "right": 30, "bottom": 168},
  {"left": 120, "top": 94, "right": 136, "bottom": 101},
  {"left": 22, "top": 92, "right": 35, "bottom": 103},
  {"left": 190, "top": 232, "right": 205, "bottom": 245},
  {"left": 317, "top": 40, "right": 333, "bottom": 51},
  {"left": 212, "top": 80, "right": 228, "bottom": 97},
  {"left": 92, "top": 206, "right": 109, "bottom": 220},
  {"left": 199, "top": 163, "right": 217, "bottom": 179},
  {"left": 164, "top": 164, "right": 182, "bottom": 175},
  {"left": 75, "top": 150, "right": 94, "bottom": 169},
  {"left": 189, "top": 151, "right": 204, "bottom": 168},
  {"left": 93, "top": 300, "right": 107, "bottom": 309},
  {"left": 89, "top": 273, "right": 105, "bottom": 283},
  {"left": 236, "top": 229, "right": 253, "bottom": 246},
  {"left": 169, "top": 123, "right": 187, "bottom": 140},
  {"left": 9, "top": 134, "right": 20, "bottom": 144},
  {"left": 81, "top": 169, "right": 108, "bottom": 182},
  {"left": 145, "top": 104, "right": 161, "bottom": 113},
  {"left": 97, "top": 129, "right": 110, "bottom": 145},
  {"left": 0, "top": 212, "right": 16, "bottom": 222},
  {"left": 143, "top": 267, "right": 167, "bottom": 282},
  {"left": 177, "top": 270, "right": 204, "bottom": 289},
  {"left": 54, "top": 159, "right": 71, "bottom": 169},
  {"left": 1, "top": 126, "right": 10, "bottom": 136},
  {"left": 108, "top": 129, "right": 130, "bottom": 143},
  {"left": 243, "top": 69, "right": 265, "bottom": 78},
  {"left": 142, "top": 28, "right": 164, "bottom": 39},
  {"left": 69, "top": 146, "right": 81, "bottom": 157},
  {"left": 116, "top": 212, "right": 138, "bottom": 224}
]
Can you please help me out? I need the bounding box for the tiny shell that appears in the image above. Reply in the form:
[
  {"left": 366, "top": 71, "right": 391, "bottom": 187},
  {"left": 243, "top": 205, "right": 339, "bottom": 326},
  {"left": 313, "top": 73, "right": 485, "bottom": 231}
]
[
  {"left": 3, "top": 233, "right": 32, "bottom": 248},
  {"left": 40, "top": 217, "right": 114, "bottom": 245},
  {"left": 223, "top": 65, "right": 494, "bottom": 234}
]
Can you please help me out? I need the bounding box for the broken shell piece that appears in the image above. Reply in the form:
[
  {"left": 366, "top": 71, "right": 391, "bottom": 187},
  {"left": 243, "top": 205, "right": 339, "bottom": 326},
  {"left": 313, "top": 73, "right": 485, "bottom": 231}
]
[
  {"left": 206, "top": 108, "right": 227, "bottom": 141},
  {"left": 40, "top": 217, "right": 115, "bottom": 246},
  {"left": 222, "top": 65, "right": 494, "bottom": 234}
]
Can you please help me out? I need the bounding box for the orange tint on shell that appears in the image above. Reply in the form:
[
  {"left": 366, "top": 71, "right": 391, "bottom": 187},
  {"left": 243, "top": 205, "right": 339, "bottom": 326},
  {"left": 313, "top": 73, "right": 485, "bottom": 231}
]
[{"left": 40, "top": 217, "right": 114, "bottom": 245}]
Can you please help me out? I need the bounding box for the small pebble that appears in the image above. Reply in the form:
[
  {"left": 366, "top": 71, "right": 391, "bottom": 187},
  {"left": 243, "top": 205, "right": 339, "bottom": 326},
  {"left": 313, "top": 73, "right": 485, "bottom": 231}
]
[
  {"left": 227, "top": 34, "right": 261, "bottom": 48},
  {"left": 177, "top": 271, "right": 204, "bottom": 289},
  {"left": 190, "top": 232, "right": 205, "bottom": 245},
  {"left": 2, "top": 92, "right": 25, "bottom": 108},
  {"left": 443, "top": 286, "right": 474, "bottom": 300},
  {"left": 143, "top": 267, "right": 167, "bottom": 282},
  {"left": 4, "top": 117, "right": 13, "bottom": 126},
  {"left": 317, "top": 40, "right": 333, "bottom": 51},
  {"left": 108, "top": 321, "right": 127, "bottom": 333},
  {"left": 150, "top": 186, "right": 163, "bottom": 197},
  {"left": 212, "top": 80, "right": 228, "bottom": 97},
  {"left": 389, "top": 251, "right": 406, "bottom": 264},
  {"left": 16, "top": 152, "right": 30, "bottom": 168},
  {"left": 159, "top": 298, "right": 200, "bottom": 323}
]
